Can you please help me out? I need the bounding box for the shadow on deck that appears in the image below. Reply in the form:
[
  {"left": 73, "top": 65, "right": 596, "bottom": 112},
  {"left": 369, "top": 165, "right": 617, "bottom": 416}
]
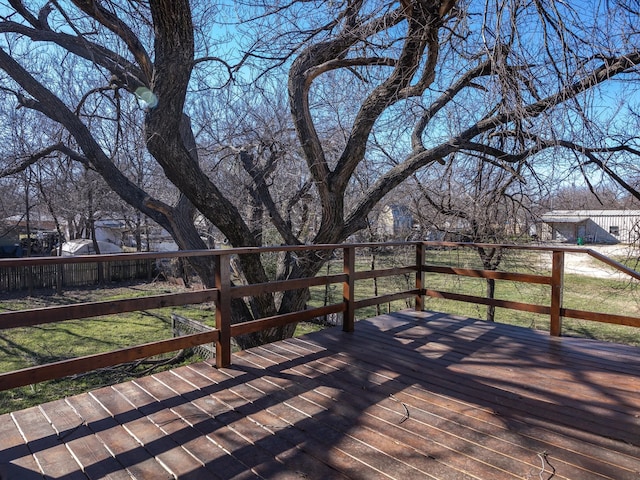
[{"left": 1, "top": 310, "right": 639, "bottom": 479}]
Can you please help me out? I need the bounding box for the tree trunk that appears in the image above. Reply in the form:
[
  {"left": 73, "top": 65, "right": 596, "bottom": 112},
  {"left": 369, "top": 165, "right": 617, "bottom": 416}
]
[
  {"left": 486, "top": 278, "right": 496, "bottom": 322},
  {"left": 478, "top": 246, "right": 501, "bottom": 322}
]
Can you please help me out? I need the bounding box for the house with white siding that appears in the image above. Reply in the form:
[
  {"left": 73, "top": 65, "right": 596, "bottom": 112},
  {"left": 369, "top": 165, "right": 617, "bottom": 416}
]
[
  {"left": 540, "top": 210, "right": 640, "bottom": 244},
  {"left": 377, "top": 204, "right": 414, "bottom": 239}
]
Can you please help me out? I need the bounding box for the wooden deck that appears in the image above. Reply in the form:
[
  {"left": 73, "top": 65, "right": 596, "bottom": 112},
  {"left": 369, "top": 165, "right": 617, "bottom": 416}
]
[{"left": 0, "top": 310, "right": 639, "bottom": 480}]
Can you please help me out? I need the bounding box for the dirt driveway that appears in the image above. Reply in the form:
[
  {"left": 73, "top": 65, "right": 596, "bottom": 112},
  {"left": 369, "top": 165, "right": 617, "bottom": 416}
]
[{"left": 561, "top": 244, "right": 639, "bottom": 279}]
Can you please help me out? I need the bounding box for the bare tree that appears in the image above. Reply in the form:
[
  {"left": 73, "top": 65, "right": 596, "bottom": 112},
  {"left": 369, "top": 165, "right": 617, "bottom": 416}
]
[
  {"left": 1, "top": 1, "right": 639, "bottom": 345},
  {"left": 410, "top": 153, "right": 533, "bottom": 320}
]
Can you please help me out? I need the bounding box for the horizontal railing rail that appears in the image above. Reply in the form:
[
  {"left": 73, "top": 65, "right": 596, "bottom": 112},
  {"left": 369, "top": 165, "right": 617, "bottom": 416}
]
[{"left": 0, "top": 241, "right": 639, "bottom": 392}]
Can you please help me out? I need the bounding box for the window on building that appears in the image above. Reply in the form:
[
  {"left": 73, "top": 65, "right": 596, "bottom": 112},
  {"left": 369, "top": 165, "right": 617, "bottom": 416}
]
[{"left": 609, "top": 226, "right": 620, "bottom": 236}]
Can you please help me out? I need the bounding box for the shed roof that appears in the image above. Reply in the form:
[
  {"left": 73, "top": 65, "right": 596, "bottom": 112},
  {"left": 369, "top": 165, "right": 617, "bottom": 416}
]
[
  {"left": 542, "top": 209, "right": 640, "bottom": 218},
  {"left": 541, "top": 215, "right": 589, "bottom": 223}
]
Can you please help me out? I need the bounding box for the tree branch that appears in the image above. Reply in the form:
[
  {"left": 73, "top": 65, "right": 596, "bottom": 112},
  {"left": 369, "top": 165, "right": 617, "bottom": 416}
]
[
  {"left": 1, "top": 143, "right": 70, "bottom": 177},
  {"left": 0, "top": 45, "right": 176, "bottom": 235},
  {"left": 0, "top": 20, "right": 147, "bottom": 90},
  {"left": 238, "top": 149, "right": 301, "bottom": 245},
  {"left": 69, "top": 0, "right": 153, "bottom": 83}
]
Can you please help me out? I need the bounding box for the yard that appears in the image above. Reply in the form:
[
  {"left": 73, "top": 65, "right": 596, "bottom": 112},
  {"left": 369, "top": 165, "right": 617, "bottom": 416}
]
[{"left": 1, "top": 243, "right": 639, "bottom": 413}]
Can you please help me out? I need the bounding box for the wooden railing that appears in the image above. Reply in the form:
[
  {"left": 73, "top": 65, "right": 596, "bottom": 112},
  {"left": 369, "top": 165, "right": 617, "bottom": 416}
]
[
  {"left": 418, "top": 242, "right": 640, "bottom": 335},
  {"left": 0, "top": 242, "right": 638, "bottom": 392}
]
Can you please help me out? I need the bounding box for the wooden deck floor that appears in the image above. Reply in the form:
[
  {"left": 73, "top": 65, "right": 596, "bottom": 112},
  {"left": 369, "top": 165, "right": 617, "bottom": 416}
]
[{"left": 0, "top": 310, "right": 639, "bottom": 480}]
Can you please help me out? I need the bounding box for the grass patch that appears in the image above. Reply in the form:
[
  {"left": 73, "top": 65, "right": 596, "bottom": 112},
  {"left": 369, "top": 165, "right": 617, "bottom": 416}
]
[{"left": 294, "top": 321, "right": 326, "bottom": 336}]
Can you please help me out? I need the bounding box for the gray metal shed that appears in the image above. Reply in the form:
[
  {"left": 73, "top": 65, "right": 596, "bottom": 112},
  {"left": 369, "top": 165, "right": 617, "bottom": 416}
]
[{"left": 541, "top": 210, "right": 640, "bottom": 244}]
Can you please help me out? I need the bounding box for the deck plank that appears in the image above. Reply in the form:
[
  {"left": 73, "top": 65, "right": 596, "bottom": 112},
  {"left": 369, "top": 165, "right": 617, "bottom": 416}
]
[
  {"left": 234, "top": 349, "right": 507, "bottom": 479},
  {"left": 0, "top": 412, "right": 44, "bottom": 479},
  {"left": 38, "top": 398, "right": 132, "bottom": 480},
  {"left": 85, "top": 385, "right": 176, "bottom": 479},
  {"left": 335, "top": 313, "right": 640, "bottom": 447},
  {"left": 181, "top": 360, "right": 388, "bottom": 479},
  {"left": 0, "top": 311, "right": 639, "bottom": 480},
  {"left": 9, "top": 406, "right": 87, "bottom": 479},
  {"left": 240, "top": 339, "right": 625, "bottom": 480},
  {"left": 131, "top": 372, "right": 274, "bottom": 479},
  {"left": 65, "top": 390, "right": 173, "bottom": 480},
  {"left": 108, "top": 380, "right": 219, "bottom": 479},
  {"left": 270, "top": 342, "right": 632, "bottom": 480},
  {"left": 168, "top": 366, "right": 352, "bottom": 480}
]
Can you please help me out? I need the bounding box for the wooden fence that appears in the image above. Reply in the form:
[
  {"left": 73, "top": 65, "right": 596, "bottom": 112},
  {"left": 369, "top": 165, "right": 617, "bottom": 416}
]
[
  {"left": 0, "top": 242, "right": 639, "bottom": 392},
  {"left": 0, "top": 258, "right": 154, "bottom": 292}
]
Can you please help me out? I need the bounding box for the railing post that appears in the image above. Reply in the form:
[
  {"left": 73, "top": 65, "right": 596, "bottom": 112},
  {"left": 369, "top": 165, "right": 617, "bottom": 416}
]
[
  {"left": 343, "top": 246, "right": 355, "bottom": 332},
  {"left": 415, "top": 242, "right": 425, "bottom": 311},
  {"left": 55, "top": 263, "right": 63, "bottom": 294},
  {"left": 550, "top": 250, "right": 564, "bottom": 337},
  {"left": 215, "top": 253, "right": 232, "bottom": 367}
]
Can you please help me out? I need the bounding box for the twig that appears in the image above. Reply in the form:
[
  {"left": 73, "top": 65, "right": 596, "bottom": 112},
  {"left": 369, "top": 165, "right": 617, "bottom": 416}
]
[
  {"left": 57, "top": 420, "right": 86, "bottom": 440},
  {"left": 69, "top": 350, "right": 187, "bottom": 380},
  {"left": 389, "top": 394, "right": 410, "bottom": 424},
  {"left": 528, "top": 451, "right": 556, "bottom": 480}
]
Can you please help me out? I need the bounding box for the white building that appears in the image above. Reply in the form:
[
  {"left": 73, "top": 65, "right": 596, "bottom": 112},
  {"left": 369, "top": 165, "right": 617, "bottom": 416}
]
[
  {"left": 376, "top": 205, "right": 414, "bottom": 239},
  {"left": 93, "top": 219, "right": 127, "bottom": 244},
  {"left": 540, "top": 210, "right": 640, "bottom": 244}
]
